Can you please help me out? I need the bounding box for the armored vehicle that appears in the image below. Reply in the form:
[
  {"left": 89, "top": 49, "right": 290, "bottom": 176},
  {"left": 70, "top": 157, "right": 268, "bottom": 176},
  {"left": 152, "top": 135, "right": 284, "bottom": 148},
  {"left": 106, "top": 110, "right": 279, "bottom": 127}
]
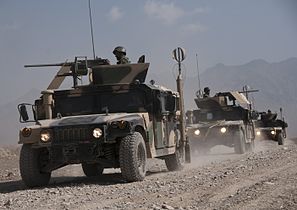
[
  {"left": 254, "top": 109, "right": 288, "bottom": 145},
  {"left": 18, "top": 57, "right": 188, "bottom": 187},
  {"left": 186, "top": 91, "right": 256, "bottom": 154}
]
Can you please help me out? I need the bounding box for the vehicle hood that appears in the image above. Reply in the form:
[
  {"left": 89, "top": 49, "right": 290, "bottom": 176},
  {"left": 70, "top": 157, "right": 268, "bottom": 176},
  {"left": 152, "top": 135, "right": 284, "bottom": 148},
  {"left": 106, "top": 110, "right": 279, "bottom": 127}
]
[
  {"left": 33, "top": 113, "right": 144, "bottom": 128},
  {"left": 187, "top": 120, "right": 244, "bottom": 129}
]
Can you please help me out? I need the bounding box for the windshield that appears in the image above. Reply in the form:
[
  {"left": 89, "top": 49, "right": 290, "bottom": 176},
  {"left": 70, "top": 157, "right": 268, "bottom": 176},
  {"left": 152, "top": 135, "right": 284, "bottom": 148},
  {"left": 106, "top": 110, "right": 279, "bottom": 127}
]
[
  {"left": 193, "top": 105, "right": 248, "bottom": 123},
  {"left": 53, "top": 88, "right": 147, "bottom": 117}
]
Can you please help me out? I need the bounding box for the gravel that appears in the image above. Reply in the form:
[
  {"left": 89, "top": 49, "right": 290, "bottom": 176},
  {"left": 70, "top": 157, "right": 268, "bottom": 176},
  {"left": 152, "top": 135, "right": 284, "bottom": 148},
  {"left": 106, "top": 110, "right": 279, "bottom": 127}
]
[{"left": 0, "top": 139, "right": 297, "bottom": 210}]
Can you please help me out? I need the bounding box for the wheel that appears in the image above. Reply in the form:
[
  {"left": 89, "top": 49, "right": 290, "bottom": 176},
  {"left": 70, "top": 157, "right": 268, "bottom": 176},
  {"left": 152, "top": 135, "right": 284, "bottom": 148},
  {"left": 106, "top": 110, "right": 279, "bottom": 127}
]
[
  {"left": 246, "top": 139, "right": 255, "bottom": 153},
  {"left": 185, "top": 140, "right": 191, "bottom": 163},
  {"left": 165, "top": 147, "right": 184, "bottom": 171},
  {"left": 234, "top": 128, "right": 246, "bottom": 154},
  {"left": 189, "top": 138, "right": 209, "bottom": 156},
  {"left": 19, "top": 144, "right": 51, "bottom": 187},
  {"left": 119, "top": 132, "right": 147, "bottom": 182},
  {"left": 277, "top": 132, "right": 284, "bottom": 145},
  {"left": 81, "top": 163, "right": 104, "bottom": 177}
]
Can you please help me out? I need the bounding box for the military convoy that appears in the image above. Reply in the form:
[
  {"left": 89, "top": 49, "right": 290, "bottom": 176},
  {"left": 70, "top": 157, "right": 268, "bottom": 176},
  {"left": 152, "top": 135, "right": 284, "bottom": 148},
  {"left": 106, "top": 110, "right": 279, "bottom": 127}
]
[
  {"left": 186, "top": 90, "right": 256, "bottom": 154},
  {"left": 17, "top": 53, "right": 289, "bottom": 188},
  {"left": 18, "top": 56, "right": 190, "bottom": 187},
  {"left": 254, "top": 109, "right": 288, "bottom": 145}
]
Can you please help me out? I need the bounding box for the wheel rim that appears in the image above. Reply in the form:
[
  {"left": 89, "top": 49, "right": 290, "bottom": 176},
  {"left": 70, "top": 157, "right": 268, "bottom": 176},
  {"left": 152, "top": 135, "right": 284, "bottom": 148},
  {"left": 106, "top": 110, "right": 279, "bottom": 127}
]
[{"left": 137, "top": 144, "right": 146, "bottom": 173}]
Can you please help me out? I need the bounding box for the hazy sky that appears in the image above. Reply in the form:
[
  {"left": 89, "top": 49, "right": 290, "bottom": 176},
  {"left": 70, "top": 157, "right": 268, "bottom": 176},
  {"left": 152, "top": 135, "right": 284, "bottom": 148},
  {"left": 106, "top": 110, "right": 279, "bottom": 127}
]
[{"left": 0, "top": 0, "right": 296, "bottom": 105}]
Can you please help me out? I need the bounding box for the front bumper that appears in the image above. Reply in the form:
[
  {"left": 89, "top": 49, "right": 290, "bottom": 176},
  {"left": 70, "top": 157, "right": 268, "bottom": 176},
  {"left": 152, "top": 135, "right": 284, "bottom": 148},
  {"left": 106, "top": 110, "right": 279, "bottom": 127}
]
[
  {"left": 255, "top": 127, "right": 283, "bottom": 141},
  {"left": 187, "top": 125, "right": 237, "bottom": 147}
]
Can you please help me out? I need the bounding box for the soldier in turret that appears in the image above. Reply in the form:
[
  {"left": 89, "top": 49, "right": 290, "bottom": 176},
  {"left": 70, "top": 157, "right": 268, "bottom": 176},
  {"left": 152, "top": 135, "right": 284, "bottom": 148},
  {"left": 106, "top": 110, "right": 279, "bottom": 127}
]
[
  {"left": 203, "top": 87, "right": 210, "bottom": 98},
  {"left": 113, "top": 46, "right": 131, "bottom": 64}
]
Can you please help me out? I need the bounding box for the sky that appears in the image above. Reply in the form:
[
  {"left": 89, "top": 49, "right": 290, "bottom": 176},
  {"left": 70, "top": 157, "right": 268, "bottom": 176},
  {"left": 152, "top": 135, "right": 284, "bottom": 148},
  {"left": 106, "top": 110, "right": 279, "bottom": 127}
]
[{"left": 0, "top": 0, "right": 297, "bottom": 105}]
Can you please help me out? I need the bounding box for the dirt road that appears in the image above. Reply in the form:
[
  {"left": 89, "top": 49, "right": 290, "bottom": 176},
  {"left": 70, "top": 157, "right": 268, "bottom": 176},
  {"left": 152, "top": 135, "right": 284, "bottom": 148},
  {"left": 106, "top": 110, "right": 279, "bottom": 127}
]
[{"left": 0, "top": 139, "right": 297, "bottom": 210}]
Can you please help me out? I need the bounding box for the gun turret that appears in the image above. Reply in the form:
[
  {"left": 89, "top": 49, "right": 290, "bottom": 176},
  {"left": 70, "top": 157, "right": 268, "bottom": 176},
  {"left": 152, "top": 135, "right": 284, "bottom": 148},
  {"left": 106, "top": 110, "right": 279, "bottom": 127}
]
[
  {"left": 25, "top": 56, "right": 110, "bottom": 89},
  {"left": 25, "top": 63, "right": 70, "bottom": 68},
  {"left": 24, "top": 57, "right": 110, "bottom": 68}
]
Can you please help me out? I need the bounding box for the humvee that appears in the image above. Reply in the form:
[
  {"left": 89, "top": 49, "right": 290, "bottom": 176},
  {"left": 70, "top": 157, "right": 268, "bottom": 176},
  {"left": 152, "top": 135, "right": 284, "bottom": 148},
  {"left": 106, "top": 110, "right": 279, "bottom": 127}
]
[
  {"left": 254, "top": 109, "right": 288, "bottom": 145},
  {"left": 186, "top": 91, "right": 256, "bottom": 154},
  {"left": 18, "top": 57, "right": 188, "bottom": 187}
]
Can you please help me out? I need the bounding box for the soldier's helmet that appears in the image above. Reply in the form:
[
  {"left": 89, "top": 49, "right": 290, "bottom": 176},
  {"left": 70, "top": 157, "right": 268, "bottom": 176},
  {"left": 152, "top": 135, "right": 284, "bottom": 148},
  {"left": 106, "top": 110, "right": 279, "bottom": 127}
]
[
  {"left": 204, "top": 87, "right": 210, "bottom": 93},
  {"left": 113, "top": 46, "right": 126, "bottom": 55}
]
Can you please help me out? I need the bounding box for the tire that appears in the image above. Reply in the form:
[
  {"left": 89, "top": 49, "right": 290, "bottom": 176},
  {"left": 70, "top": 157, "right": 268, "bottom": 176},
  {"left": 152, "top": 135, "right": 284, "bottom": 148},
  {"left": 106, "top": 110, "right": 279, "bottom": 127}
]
[
  {"left": 234, "top": 129, "right": 246, "bottom": 154},
  {"left": 81, "top": 163, "right": 104, "bottom": 177},
  {"left": 277, "top": 132, "right": 284, "bottom": 145},
  {"left": 19, "top": 144, "right": 51, "bottom": 187},
  {"left": 246, "top": 139, "right": 255, "bottom": 153},
  {"left": 189, "top": 138, "right": 209, "bottom": 156},
  {"left": 185, "top": 140, "right": 191, "bottom": 163},
  {"left": 165, "top": 147, "right": 184, "bottom": 171},
  {"left": 119, "top": 132, "right": 147, "bottom": 182}
]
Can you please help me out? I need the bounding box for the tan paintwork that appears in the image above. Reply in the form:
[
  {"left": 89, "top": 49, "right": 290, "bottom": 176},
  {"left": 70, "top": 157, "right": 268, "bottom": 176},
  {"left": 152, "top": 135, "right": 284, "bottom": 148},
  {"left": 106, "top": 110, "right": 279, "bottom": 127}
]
[
  {"left": 47, "top": 65, "right": 71, "bottom": 90},
  {"left": 230, "top": 91, "right": 250, "bottom": 106},
  {"left": 41, "top": 90, "right": 54, "bottom": 119},
  {"left": 141, "top": 113, "right": 177, "bottom": 158},
  {"left": 19, "top": 127, "right": 42, "bottom": 144},
  {"left": 19, "top": 111, "right": 177, "bottom": 157},
  {"left": 20, "top": 60, "right": 183, "bottom": 163},
  {"left": 92, "top": 63, "right": 149, "bottom": 85}
]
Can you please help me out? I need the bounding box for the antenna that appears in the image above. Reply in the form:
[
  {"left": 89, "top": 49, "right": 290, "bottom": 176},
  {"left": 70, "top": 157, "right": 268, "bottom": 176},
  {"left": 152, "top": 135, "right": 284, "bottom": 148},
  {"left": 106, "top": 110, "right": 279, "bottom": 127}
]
[
  {"left": 195, "top": 53, "right": 203, "bottom": 97},
  {"left": 88, "top": 0, "right": 96, "bottom": 59},
  {"left": 196, "top": 53, "right": 201, "bottom": 91}
]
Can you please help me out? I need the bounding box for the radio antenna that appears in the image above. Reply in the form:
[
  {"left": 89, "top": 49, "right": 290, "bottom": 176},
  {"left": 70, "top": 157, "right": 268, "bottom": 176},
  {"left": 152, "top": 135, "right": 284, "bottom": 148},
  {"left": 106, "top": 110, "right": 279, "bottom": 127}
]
[
  {"left": 88, "top": 0, "right": 96, "bottom": 59},
  {"left": 196, "top": 53, "right": 202, "bottom": 97}
]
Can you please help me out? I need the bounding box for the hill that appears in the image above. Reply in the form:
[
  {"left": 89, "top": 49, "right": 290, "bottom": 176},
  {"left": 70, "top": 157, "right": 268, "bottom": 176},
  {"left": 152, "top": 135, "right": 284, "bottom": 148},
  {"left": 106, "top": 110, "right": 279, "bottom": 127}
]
[{"left": 184, "top": 57, "right": 297, "bottom": 137}]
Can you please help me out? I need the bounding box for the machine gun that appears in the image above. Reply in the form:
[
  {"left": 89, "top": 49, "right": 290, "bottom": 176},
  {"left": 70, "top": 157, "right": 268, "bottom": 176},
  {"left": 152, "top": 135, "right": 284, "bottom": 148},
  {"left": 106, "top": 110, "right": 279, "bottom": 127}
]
[{"left": 25, "top": 56, "right": 110, "bottom": 89}]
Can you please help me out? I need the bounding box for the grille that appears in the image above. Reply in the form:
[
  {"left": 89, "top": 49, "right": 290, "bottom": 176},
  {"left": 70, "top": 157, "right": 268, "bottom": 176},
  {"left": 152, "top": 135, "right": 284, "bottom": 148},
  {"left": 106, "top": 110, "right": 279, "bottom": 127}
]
[{"left": 54, "top": 127, "right": 91, "bottom": 143}]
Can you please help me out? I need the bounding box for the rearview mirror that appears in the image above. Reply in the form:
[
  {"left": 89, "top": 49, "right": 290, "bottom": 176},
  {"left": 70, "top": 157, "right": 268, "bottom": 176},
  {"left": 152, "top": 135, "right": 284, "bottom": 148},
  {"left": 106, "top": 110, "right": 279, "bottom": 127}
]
[
  {"left": 20, "top": 104, "right": 29, "bottom": 121},
  {"left": 18, "top": 103, "right": 37, "bottom": 123}
]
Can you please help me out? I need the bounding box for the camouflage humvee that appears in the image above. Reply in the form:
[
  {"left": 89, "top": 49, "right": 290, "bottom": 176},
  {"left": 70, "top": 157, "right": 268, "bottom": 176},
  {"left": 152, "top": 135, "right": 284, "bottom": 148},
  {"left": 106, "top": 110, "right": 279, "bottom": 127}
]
[
  {"left": 18, "top": 57, "right": 188, "bottom": 187},
  {"left": 186, "top": 91, "right": 256, "bottom": 154},
  {"left": 254, "top": 109, "right": 288, "bottom": 145}
]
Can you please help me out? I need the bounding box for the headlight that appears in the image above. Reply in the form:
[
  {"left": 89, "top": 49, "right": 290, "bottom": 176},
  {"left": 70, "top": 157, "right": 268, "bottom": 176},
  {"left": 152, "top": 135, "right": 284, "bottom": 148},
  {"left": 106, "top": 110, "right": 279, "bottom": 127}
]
[
  {"left": 118, "top": 120, "right": 128, "bottom": 129},
  {"left": 40, "top": 130, "right": 51, "bottom": 142},
  {"left": 271, "top": 130, "right": 276, "bottom": 135},
  {"left": 111, "top": 121, "right": 128, "bottom": 129},
  {"left": 256, "top": 131, "right": 261, "bottom": 136},
  {"left": 93, "top": 128, "right": 103, "bottom": 139},
  {"left": 220, "top": 127, "right": 227, "bottom": 133},
  {"left": 194, "top": 129, "right": 200, "bottom": 136},
  {"left": 21, "top": 127, "right": 32, "bottom": 137}
]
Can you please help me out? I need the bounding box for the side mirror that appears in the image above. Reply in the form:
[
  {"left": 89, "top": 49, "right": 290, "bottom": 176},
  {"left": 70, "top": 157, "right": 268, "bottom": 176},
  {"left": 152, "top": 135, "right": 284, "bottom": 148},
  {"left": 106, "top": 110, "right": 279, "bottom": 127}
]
[
  {"left": 19, "top": 104, "right": 29, "bottom": 122},
  {"left": 18, "top": 103, "right": 37, "bottom": 123}
]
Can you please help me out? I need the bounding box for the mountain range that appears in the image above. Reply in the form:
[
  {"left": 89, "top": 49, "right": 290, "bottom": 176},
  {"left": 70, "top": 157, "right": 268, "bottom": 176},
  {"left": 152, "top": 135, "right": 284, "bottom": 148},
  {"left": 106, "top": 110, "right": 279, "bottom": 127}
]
[
  {"left": 0, "top": 58, "right": 296, "bottom": 145},
  {"left": 184, "top": 57, "right": 297, "bottom": 138}
]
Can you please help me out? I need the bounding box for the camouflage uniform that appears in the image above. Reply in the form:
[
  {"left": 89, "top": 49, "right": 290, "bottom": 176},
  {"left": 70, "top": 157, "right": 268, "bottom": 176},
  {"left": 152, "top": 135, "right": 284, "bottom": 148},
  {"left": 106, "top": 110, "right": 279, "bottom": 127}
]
[
  {"left": 117, "top": 56, "right": 131, "bottom": 64},
  {"left": 113, "top": 46, "right": 131, "bottom": 65}
]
